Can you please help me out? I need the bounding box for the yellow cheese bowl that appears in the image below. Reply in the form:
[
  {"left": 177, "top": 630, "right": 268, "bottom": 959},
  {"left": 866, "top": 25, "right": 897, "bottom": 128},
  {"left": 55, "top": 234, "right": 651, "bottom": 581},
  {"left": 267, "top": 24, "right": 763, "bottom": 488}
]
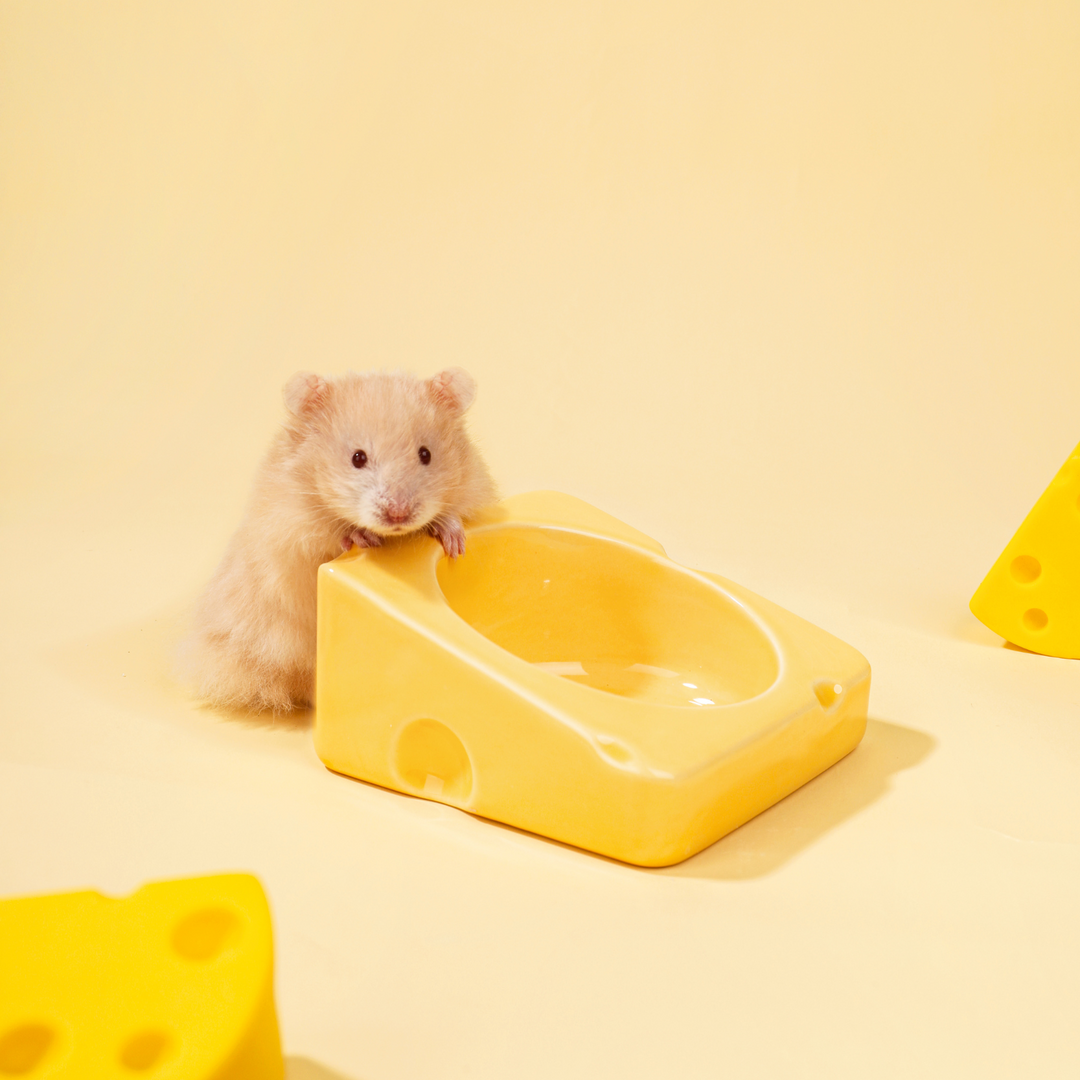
[{"left": 315, "top": 492, "right": 871, "bottom": 867}]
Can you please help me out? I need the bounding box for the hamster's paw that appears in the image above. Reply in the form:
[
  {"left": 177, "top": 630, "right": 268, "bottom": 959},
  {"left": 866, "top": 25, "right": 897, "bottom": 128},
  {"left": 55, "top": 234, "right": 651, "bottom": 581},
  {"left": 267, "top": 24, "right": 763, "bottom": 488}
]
[
  {"left": 343, "top": 527, "right": 383, "bottom": 551},
  {"left": 430, "top": 517, "right": 466, "bottom": 559}
]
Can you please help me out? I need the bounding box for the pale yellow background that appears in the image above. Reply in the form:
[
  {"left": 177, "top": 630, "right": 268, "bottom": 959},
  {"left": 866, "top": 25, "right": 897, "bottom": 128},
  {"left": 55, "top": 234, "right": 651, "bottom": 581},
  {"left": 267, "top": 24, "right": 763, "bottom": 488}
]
[{"left": 2, "top": 3, "right": 1079, "bottom": 1077}]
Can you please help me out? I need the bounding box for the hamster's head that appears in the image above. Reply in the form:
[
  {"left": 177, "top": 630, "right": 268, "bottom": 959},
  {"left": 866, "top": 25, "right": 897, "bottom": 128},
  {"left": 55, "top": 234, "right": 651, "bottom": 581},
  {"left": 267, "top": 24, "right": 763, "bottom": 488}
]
[{"left": 283, "top": 367, "right": 479, "bottom": 537}]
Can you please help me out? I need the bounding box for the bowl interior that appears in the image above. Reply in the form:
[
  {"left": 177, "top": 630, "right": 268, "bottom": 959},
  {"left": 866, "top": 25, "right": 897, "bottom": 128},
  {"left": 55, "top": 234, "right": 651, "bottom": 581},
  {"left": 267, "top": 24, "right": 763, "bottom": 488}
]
[{"left": 436, "top": 527, "right": 779, "bottom": 707}]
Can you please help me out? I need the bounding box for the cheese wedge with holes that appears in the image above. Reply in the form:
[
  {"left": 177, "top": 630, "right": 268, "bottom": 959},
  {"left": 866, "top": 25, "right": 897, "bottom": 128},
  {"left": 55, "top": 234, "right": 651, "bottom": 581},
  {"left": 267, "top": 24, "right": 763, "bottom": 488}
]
[
  {"left": 0, "top": 874, "right": 283, "bottom": 1079},
  {"left": 971, "top": 439, "right": 1080, "bottom": 657}
]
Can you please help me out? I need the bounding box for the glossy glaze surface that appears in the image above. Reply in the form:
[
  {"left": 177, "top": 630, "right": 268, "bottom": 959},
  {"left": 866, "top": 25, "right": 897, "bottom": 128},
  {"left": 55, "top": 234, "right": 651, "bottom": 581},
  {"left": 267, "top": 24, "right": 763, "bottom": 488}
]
[
  {"left": 314, "top": 492, "right": 870, "bottom": 866},
  {"left": 437, "top": 526, "right": 780, "bottom": 707}
]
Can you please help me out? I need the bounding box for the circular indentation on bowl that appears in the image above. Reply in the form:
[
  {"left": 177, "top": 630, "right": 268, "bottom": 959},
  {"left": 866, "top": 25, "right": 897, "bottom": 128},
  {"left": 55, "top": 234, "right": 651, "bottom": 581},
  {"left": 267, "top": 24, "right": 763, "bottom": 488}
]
[
  {"left": 1009, "top": 555, "right": 1041, "bottom": 584},
  {"left": 437, "top": 527, "right": 779, "bottom": 706},
  {"left": 1023, "top": 608, "right": 1048, "bottom": 631},
  {"left": 0, "top": 1024, "right": 53, "bottom": 1075},
  {"left": 813, "top": 680, "right": 843, "bottom": 710},
  {"left": 596, "top": 736, "right": 633, "bottom": 765},
  {"left": 395, "top": 720, "right": 472, "bottom": 803},
  {"left": 172, "top": 907, "right": 239, "bottom": 961}
]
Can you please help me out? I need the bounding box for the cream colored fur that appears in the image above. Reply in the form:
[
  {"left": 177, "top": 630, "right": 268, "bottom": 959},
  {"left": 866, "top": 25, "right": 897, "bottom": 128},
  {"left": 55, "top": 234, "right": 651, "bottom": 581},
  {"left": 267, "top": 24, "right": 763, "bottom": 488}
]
[{"left": 179, "top": 368, "right": 497, "bottom": 713}]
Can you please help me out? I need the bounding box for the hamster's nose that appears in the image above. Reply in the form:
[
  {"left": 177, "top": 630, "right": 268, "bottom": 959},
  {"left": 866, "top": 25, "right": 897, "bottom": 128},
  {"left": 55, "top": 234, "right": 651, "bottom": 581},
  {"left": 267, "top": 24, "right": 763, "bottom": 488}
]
[{"left": 382, "top": 500, "right": 414, "bottom": 526}]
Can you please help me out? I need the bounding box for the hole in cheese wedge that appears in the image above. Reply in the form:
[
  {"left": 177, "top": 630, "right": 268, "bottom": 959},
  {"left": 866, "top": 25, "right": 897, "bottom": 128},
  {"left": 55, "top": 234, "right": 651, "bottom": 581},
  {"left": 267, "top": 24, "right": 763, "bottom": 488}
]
[
  {"left": 172, "top": 907, "right": 240, "bottom": 961},
  {"left": 119, "top": 1029, "right": 170, "bottom": 1070},
  {"left": 0, "top": 1023, "right": 54, "bottom": 1075}
]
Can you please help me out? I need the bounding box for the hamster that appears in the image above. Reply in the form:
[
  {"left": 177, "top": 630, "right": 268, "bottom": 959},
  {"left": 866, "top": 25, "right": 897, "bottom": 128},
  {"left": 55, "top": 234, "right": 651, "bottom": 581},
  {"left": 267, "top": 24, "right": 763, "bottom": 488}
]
[{"left": 179, "top": 367, "right": 497, "bottom": 714}]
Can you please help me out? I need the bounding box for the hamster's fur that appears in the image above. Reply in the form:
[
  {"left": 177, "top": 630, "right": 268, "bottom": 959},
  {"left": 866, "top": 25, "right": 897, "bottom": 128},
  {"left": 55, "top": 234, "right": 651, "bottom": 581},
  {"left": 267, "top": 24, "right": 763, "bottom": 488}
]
[{"left": 180, "top": 367, "right": 497, "bottom": 714}]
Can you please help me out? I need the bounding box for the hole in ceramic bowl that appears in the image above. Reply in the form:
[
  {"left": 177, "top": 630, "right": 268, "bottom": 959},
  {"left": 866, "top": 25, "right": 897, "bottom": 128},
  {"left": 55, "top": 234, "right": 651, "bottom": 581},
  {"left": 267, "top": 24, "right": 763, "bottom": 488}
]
[
  {"left": 813, "top": 680, "right": 844, "bottom": 710},
  {"left": 438, "top": 527, "right": 779, "bottom": 707},
  {"left": 395, "top": 719, "right": 473, "bottom": 802}
]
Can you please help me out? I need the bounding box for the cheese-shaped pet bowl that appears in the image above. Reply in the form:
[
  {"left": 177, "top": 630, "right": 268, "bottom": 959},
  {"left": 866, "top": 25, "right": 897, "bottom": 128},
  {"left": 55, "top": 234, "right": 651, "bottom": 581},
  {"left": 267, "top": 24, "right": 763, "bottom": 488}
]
[{"left": 315, "top": 492, "right": 870, "bottom": 867}]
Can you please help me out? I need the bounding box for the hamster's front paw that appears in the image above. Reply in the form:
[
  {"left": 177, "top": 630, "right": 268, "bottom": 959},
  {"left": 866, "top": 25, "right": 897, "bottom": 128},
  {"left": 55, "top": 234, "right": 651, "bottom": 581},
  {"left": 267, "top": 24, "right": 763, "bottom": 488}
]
[
  {"left": 342, "top": 527, "right": 383, "bottom": 551},
  {"left": 430, "top": 517, "right": 466, "bottom": 558}
]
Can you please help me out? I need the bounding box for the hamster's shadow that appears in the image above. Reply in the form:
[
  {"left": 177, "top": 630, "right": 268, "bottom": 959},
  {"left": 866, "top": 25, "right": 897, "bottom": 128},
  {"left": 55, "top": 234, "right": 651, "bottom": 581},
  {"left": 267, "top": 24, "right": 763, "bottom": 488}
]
[
  {"left": 653, "top": 717, "right": 934, "bottom": 881},
  {"left": 46, "top": 601, "right": 313, "bottom": 732}
]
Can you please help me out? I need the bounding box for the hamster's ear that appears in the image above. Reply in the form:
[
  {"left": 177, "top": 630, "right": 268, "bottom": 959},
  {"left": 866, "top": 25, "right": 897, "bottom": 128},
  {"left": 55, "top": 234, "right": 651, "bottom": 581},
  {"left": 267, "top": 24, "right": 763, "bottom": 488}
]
[
  {"left": 427, "top": 368, "right": 477, "bottom": 416},
  {"left": 283, "top": 372, "right": 330, "bottom": 419}
]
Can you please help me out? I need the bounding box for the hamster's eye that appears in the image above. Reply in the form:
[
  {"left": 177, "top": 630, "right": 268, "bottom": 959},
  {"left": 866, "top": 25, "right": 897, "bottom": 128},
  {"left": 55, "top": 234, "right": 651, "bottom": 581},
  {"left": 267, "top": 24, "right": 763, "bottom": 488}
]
[
  {"left": 418, "top": 446, "right": 431, "bottom": 465},
  {"left": 351, "top": 450, "right": 368, "bottom": 469}
]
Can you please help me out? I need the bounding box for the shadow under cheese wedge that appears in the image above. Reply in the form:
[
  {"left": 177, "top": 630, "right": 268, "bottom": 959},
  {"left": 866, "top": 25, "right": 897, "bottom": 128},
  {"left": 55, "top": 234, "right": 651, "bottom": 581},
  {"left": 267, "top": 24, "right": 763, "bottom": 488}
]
[
  {"left": 314, "top": 491, "right": 871, "bottom": 867},
  {"left": 971, "top": 439, "right": 1080, "bottom": 658}
]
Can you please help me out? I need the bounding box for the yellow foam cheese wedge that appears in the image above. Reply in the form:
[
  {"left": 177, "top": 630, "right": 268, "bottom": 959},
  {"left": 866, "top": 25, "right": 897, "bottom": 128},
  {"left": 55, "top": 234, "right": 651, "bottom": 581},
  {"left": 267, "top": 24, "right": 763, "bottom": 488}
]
[
  {"left": 315, "top": 491, "right": 871, "bottom": 867},
  {"left": 970, "top": 439, "right": 1080, "bottom": 657},
  {"left": 0, "top": 874, "right": 283, "bottom": 1079}
]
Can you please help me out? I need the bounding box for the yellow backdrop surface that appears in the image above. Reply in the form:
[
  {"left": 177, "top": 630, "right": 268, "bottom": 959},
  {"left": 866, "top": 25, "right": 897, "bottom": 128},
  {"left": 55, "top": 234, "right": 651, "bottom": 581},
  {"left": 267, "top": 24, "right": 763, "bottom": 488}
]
[{"left": 2, "top": 3, "right": 1079, "bottom": 1077}]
